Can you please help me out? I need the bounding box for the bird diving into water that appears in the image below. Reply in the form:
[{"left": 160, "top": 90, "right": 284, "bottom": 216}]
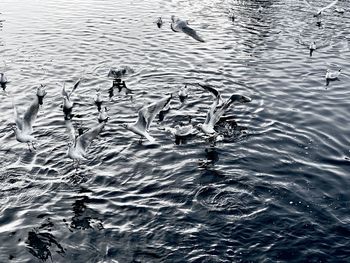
[
  {"left": 122, "top": 95, "right": 172, "bottom": 143},
  {"left": 171, "top": 15, "right": 205, "bottom": 43}
]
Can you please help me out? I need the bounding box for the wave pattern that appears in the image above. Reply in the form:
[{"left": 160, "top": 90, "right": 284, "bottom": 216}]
[{"left": 0, "top": 0, "right": 350, "bottom": 262}]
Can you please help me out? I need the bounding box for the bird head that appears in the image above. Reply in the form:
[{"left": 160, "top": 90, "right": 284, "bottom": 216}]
[{"left": 230, "top": 94, "right": 252, "bottom": 103}]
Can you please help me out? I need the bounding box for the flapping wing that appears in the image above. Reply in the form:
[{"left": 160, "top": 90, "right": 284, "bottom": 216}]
[
  {"left": 181, "top": 24, "right": 205, "bottom": 42},
  {"left": 76, "top": 122, "right": 105, "bottom": 152},
  {"left": 319, "top": 0, "right": 338, "bottom": 13},
  {"left": 61, "top": 82, "right": 69, "bottom": 98},
  {"left": 198, "top": 83, "right": 223, "bottom": 106},
  {"left": 69, "top": 78, "right": 81, "bottom": 98},
  {"left": 12, "top": 100, "right": 23, "bottom": 131},
  {"left": 22, "top": 97, "right": 39, "bottom": 133},
  {"left": 140, "top": 95, "right": 172, "bottom": 131},
  {"left": 204, "top": 97, "right": 219, "bottom": 125}
]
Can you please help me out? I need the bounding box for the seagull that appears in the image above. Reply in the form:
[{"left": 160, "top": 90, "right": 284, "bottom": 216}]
[
  {"left": 228, "top": 10, "right": 235, "bottom": 21},
  {"left": 325, "top": 69, "right": 341, "bottom": 85},
  {"left": 156, "top": 17, "right": 163, "bottom": 28},
  {"left": 303, "top": 0, "right": 338, "bottom": 17},
  {"left": 309, "top": 41, "right": 316, "bottom": 57},
  {"left": 334, "top": 7, "right": 345, "bottom": 14},
  {"left": 36, "top": 84, "right": 47, "bottom": 105},
  {"left": 94, "top": 88, "right": 103, "bottom": 111},
  {"left": 0, "top": 72, "right": 8, "bottom": 90},
  {"left": 178, "top": 85, "right": 189, "bottom": 103},
  {"left": 66, "top": 119, "right": 105, "bottom": 163},
  {"left": 12, "top": 96, "right": 40, "bottom": 151},
  {"left": 122, "top": 95, "right": 172, "bottom": 143},
  {"left": 62, "top": 78, "right": 81, "bottom": 118},
  {"left": 108, "top": 66, "right": 134, "bottom": 79},
  {"left": 171, "top": 15, "right": 205, "bottom": 43},
  {"left": 197, "top": 83, "right": 224, "bottom": 107},
  {"left": 98, "top": 107, "right": 109, "bottom": 123},
  {"left": 197, "top": 94, "right": 252, "bottom": 136}
]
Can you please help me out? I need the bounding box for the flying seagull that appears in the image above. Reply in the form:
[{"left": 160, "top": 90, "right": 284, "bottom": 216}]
[
  {"left": 12, "top": 96, "right": 40, "bottom": 151},
  {"left": 303, "top": 0, "right": 339, "bottom": 17},
  {"left": 122, "top": 95, "right": 172, "bottom": 143},
  {"left": 66, "top": 118, "right": 105, "bottom": 163},
  {"left": 197, "top": 94, "right": 252, "bottom": 136},
  {"left": 171, "top": 15, "right": 205, "bottom": 43},
  {"left": 62, "top": 78, "right": 81, "bottom": 118}
]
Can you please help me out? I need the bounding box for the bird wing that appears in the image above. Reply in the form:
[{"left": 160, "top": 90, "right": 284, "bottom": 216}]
[
  {"left": 204, "top": 96, "right": 219, "bottom": 125},
  {"left": 138, "top": 95, "right": 172, "bottom": 131},
  {"left": 12, "top": 100, "right": 23, "bottom": 131},
  {"left": 76, "top": 122, "right": 105, "bottom": 153},
  {"left": 65, "top": 118, "right": 76, "bottom": 142},
  {"left": 211, "top": 95, "right": 238, "bottom": 126},
  {"left": 69, "top": 78, "right": 81, "bottom": 98},
  {"left": 198, "top": 83, "right": 223, "bottom": 104},
  {"left": 22, "top": 97, "right": 39, "bottom": 133},
  {"left": 181, "top": 24, "right": 205, "bottom": 42},
  {"left": 318, "top": 0, "right": 338, "bottom": 13},
  {"left": 61, "top": 82, "right": 69, "bottom": 98}
]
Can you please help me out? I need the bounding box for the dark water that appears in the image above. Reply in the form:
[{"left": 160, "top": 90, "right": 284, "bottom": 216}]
[{"left": 1, "top": 0, "right": 350, "bottom": 262}]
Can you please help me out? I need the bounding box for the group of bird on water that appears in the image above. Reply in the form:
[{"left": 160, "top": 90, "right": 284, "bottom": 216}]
[{"left": 0, "top": 0, "right": 345, "bottom": 166}]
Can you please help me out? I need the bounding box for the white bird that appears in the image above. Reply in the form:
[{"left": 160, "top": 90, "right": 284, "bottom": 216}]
[
  {"left": 36, "top": 84, "right": 47, "bottom": 105},
  {"left": 309, "top": 41, "right": 317, "bottom": 57},
  {"left": 178, "top": 85, "right": 189, "bottom": 103},
  {"left": 122, "top": 95, "right": 172, "bottom": 143},
  {"left": 12, "top": 96, "right": 40, "bottom": 151},
  {"left": 171, "top": 15, "right": 205, "bottom": 43},
  {"left": 94, "top": 88, "right": 103, "bottom": 111},
  {"left": 66, "top": 119, "right": 105, "bottom": 162},
  {"left": 197, "top": 94, "right": 252, "bottom": 136},
  {"left": 98, "top": 107, "right": 109, "bottom": 123},
  {"left": 326, "top": 69, "right": 341, "bottom": 80},
  {"left": 62, "top": 79, "right": 81, "bottom": 117},
  {"left": 303, "top": 0, "right": 338, "bottom": 17}
]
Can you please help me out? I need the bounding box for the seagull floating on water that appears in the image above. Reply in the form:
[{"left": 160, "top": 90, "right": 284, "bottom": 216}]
[
  {"left": 325, "top": 69, "right": 341, "bottom": 86},
  {"left": 62, "top": 79, "right": 81, "bottom": 118},
  {"left": 36, "top": 84, "right": 47, "bottom": 105},
  {"left": 171, "top": 15, "right": 205, "bottom": 43},
  {"left": 12, "top": 96, "right": 40, "bottom": 151},
  {"left": 197, "top": 94, "right": 252, "bottom": 136},
  {"left": 303, "top": 0, "right": 338, "bottom": 17},
  {"left": 334, "top": 7, "right": 345, "bottom": 14},
  {"left": 66, "top": 118, "right": 106, "bottom": 163},
  {"left": 122, "top": 95, "right": 172, "bottom": 143}
]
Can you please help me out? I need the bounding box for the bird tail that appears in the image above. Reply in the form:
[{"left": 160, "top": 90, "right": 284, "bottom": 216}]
[{"left": 144, "top": 132, "right": 156, "bottom": 143}]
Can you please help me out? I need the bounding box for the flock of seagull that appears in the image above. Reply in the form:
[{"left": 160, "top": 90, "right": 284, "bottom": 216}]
[{"left": 0, "top": 0, "right": 345, "bottom": 167}]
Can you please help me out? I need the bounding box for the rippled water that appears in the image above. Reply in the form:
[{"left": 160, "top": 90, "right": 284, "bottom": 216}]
[{"left": 1, "top": 0, "right": 350, "bottom": 262}]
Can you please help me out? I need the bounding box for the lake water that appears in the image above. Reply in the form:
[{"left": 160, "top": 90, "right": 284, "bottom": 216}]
[{"left": 0, "top": 0, "right": 350, "bottom": 262}]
